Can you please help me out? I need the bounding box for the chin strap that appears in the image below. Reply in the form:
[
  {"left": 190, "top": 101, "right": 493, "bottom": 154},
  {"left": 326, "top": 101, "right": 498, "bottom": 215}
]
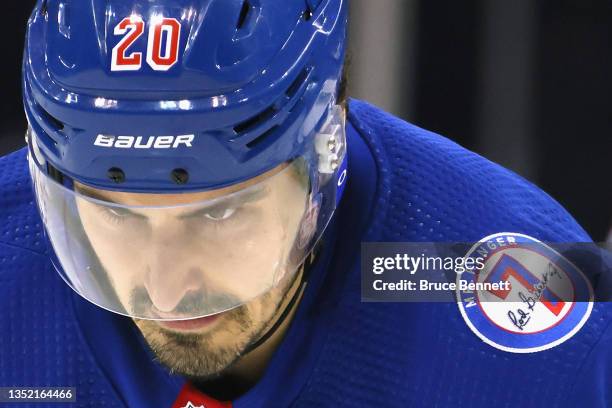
[{"left": 242, "top": 243, "right": 322, "bottom": 355}]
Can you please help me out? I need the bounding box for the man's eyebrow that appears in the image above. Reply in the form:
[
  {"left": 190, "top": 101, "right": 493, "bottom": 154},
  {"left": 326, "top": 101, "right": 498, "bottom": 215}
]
[{"left": 178, "top": 187, "right": 267, "bottom": 220}]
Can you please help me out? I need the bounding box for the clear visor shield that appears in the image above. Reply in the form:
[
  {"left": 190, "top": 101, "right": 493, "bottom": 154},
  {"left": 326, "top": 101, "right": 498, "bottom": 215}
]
[{"left": 29, "top": 105, "right": 347, "bottom": 320}]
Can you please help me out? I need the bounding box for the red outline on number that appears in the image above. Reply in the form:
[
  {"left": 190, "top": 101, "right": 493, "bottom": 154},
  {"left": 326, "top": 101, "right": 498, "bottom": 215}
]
[
  {"left": 111, "top": 16, "right": 145, "bottom": 71},
  {"left": 147, "top": 18, "right": 181, "bottom": 71}
]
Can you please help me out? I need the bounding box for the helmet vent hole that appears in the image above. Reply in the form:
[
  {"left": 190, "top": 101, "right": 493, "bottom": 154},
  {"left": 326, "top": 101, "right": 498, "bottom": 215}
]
[
  {"left": 40, "top": 107, "right": 65, "bottom": 131},
  {"left": 234, "top": 105, "right": 277, "bottom": 135},
  {"left": 246, "top": 126, "right": 278, "bottom": 149},
  {"left": 286, "top": 67, "right": 311, "bottom": 98},
  {"left": 237, "top": 0, "right": 252, "bottom": 29}
]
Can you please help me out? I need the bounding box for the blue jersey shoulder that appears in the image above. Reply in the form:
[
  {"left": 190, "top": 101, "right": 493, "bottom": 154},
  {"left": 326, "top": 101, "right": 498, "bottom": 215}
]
[
  {"left": 0, "top": 147, "right": 123, "bottom": 407},
  {"left": 303, "top": 99, "right": 612, "bottom": 408},
  {"left": 347, "top": 98, "right": 590, "bottom": 243},
  {"left": 0, "top": 148, "right": 47, "bottom": 254}
]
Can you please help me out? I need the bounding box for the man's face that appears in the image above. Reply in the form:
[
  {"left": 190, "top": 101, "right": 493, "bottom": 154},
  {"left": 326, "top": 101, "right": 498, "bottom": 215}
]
[{"left": 74, "top": 163, "right": 311, "bottom": 378}]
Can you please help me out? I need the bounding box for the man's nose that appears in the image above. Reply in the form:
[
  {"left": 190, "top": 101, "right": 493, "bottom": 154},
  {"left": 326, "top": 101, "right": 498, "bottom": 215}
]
[{"left": 143, "top": 222, "right": 203, "bottom": 313}]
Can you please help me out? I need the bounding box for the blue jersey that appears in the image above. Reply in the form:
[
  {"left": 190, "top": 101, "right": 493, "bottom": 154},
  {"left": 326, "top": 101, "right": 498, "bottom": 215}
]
[{"left": 0, "top": 99, "right": 610, "bottom": 407}]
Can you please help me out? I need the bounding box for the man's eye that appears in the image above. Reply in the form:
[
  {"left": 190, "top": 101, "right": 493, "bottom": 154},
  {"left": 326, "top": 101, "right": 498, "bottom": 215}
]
[
  {"left": 107, "top": 207, "right": 131, "bottom": 218},
  {"left": 94, "top": 205, "right": 143, "bottom": 226},
  {"left": 203, "top": 207, "right": 237, "bottom": 221}
]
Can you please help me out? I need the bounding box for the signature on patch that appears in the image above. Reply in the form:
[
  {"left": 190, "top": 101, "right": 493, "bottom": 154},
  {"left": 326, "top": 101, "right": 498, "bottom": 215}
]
[{"left": 507, "top": 263, "right": 562, "bottom": 331}]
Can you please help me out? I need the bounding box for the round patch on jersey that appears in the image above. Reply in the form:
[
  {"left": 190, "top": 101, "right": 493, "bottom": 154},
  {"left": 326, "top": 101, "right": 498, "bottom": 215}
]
[{"left": 456, "top": 232, "right": 593, "bottom": 353}]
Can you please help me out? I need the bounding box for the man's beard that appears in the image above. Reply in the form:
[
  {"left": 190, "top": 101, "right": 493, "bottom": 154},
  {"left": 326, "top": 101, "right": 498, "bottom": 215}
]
[
  {"left": 133, "top": 269, "right": 300, "bottom": 380},
  {"left": 136, "top": 306, "right": 255, "bottom": 379}
]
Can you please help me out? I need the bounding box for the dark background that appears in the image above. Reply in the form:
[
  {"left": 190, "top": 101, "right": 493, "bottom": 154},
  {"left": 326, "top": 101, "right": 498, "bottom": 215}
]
[{"left": 2, "top": 1, "right": 611, "bottom": 240}]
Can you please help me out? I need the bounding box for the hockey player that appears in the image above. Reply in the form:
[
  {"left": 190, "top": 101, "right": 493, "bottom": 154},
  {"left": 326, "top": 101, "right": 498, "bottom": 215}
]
[{"left": 0, "top": 1, "right": 610, "bottom": 407}]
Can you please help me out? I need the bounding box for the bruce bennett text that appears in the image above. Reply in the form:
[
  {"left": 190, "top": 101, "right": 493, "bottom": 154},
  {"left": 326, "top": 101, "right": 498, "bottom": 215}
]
[{"left": 372, "top": 280, "right": 510, "bottom": 292}]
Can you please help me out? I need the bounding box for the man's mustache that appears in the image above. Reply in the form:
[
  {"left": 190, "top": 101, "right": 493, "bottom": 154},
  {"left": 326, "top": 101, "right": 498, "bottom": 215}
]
[{"left": 130, "top": 285, "right": 241, "bottom": 319}]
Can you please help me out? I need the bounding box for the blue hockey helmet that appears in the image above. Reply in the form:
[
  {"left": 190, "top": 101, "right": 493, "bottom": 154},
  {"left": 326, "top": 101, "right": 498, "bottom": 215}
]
[{"left": 24, "top": 0, "right": 348, "bottom": 320}]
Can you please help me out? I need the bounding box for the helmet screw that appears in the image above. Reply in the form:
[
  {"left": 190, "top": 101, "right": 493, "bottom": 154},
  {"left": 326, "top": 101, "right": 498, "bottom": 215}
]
[
  {"left": 303, "top": 7, "right": 312, "bottom": 21},
  {"left": 107, "top": 167, "right": 125, "bottom": 183},
  {"left": 171, "top": 168, "right": 189, "bottom": 185}
]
